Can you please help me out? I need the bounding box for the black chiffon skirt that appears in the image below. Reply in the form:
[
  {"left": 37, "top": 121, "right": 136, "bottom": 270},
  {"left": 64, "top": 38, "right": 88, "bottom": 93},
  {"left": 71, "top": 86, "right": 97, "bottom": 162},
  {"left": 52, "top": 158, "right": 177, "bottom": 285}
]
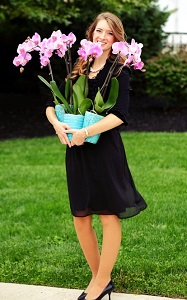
[{"left": 65, "top": 128, "right": 147, "bottom": 219}]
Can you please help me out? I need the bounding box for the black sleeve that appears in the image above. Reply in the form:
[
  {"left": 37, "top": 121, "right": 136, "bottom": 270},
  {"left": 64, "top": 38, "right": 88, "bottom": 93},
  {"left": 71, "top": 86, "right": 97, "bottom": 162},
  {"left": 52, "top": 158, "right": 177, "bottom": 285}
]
[{"left": 107, "top": 66, "right": 131, "bottom": 126}]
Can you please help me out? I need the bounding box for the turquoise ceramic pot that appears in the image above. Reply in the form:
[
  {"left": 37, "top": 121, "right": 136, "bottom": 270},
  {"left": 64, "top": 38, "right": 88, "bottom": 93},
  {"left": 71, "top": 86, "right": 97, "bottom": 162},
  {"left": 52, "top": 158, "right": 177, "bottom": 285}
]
[
  {"left": 83, "top": 111, "right": 104, "bottom": 144},
  {"left": 55, "top": 104, "right": 65, "bottom": 122},
  {"left": 63, "top": 114, "right": 84, "bottom": 141}
]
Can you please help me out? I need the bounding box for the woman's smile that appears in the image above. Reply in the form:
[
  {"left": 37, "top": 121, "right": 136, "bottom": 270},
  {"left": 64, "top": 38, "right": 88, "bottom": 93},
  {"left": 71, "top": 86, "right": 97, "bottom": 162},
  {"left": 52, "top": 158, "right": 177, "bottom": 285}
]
[{"left": 93, "top": 19, "right": 115, "bottom": 54}]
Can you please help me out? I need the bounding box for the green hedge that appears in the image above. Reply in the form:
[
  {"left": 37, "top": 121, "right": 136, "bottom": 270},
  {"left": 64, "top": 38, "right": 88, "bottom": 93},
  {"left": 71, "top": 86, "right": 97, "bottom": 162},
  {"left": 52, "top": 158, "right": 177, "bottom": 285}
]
[{"left": 144, "top": 52, "right": 187, "bottom": 106}]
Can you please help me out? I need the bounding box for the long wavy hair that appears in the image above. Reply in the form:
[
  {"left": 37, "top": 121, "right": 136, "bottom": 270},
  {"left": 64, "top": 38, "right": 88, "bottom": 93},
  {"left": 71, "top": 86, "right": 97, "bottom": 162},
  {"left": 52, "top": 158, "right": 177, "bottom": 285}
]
[{"left": 71, "top": 12, "right": 127, "bottom": 80}]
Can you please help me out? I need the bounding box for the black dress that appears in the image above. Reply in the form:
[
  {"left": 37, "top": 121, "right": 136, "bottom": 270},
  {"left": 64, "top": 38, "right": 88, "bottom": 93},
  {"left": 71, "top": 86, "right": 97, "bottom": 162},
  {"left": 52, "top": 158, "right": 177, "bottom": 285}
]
[{"left": 44, "top": 60, "right": 147, "bottom": 219}]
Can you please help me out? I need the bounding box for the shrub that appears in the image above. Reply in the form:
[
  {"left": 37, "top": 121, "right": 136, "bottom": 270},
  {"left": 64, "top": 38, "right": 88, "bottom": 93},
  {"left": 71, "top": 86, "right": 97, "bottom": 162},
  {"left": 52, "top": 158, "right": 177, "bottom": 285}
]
[{"left": 144, "top": 52, "right": 187, "bottom": 107}]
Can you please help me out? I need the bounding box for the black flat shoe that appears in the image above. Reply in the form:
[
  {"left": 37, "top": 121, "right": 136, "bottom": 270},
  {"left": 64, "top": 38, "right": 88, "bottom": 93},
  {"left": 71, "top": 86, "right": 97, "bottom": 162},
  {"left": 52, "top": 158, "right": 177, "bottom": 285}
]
[
  {"left": 77, "top": 291, "right": 87, "bottom": 300},
  {"left": 85, "top": 280, "right": 114, "bottom": 300}
]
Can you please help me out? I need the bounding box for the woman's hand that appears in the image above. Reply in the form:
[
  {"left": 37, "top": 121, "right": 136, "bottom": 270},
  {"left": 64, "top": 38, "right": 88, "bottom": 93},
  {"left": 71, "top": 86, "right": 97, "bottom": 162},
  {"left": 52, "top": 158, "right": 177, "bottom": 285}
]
[
  {"left": 53, "top": 120, "right": 72, "bottom": 147},
  {"left": 65, "top": 128, "right": 86, "bottom": 146},
  {"left": 45, "top": 107, "right": 72, "bottom": 147}
]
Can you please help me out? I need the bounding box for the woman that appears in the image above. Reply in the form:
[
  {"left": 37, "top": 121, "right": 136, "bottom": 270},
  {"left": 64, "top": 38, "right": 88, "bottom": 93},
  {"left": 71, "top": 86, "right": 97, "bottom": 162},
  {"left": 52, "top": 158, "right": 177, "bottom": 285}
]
[{"left": 44, "top": 12, "right": 147, "bottom": 300}]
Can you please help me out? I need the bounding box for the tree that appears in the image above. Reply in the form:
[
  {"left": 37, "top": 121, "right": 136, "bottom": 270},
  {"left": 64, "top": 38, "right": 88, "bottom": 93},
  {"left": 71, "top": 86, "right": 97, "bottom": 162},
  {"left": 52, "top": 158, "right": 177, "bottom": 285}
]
[
  {"left": 0, "top": 0, "right": 161, "bottom": 25},
  {"left": 0, "top": 0, "right": 171, "bottom": 93},
  {"left": 0, "top": 0, "right": 79, "bottom": 25}
]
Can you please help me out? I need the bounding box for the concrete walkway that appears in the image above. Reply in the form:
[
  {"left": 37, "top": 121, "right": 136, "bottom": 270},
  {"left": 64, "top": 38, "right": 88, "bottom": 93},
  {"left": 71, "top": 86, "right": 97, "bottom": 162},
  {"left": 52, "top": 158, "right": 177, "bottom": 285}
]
[{"left": 0, "top": 283, "right": 182, "bottom": 300}]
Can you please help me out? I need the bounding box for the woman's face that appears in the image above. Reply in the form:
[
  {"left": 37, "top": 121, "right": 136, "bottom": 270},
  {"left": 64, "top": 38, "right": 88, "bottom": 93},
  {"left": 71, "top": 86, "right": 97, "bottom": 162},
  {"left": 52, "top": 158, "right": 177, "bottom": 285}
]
[{"left": 92, "top": 19, "right": 115, "bottom": 55}]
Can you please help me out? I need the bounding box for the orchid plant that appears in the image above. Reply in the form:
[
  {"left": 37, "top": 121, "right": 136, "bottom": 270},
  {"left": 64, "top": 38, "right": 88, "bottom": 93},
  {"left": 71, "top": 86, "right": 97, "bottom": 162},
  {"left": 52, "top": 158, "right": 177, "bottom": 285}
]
[
  {"left": 13, "top": 31, "right": 103, "bottom": 115},
  {"left": 92, "top": 38, "right": 144, "bottom": 115},
  {"left": 13, "top": 31, "right": 144, "bottom": 117}
]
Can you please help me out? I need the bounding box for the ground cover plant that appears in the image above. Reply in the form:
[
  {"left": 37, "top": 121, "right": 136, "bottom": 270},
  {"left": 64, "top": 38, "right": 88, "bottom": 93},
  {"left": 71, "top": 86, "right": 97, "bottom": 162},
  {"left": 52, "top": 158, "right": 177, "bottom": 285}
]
[
  {"left": 145, "top": 52, "right": 187, "bottom": 107},
  {"left": 0, "top": 133, "right": 186, "bottom": 298}
]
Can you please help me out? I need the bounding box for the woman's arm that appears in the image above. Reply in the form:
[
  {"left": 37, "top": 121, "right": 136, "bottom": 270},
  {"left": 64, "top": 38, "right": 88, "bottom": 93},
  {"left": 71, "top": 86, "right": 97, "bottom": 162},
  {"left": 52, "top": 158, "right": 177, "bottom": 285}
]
[
  {"left": 108, "top": 66, "right": 131, "bottom": 125},
  {"left": 65, "top": 113, "right": 123, "bottom": 146},
  {"left": 86, "top": 113, "right": 123, "bottom": 135},
  {"left": 46, "top": 106, "right": 72, "bottom": 147}
]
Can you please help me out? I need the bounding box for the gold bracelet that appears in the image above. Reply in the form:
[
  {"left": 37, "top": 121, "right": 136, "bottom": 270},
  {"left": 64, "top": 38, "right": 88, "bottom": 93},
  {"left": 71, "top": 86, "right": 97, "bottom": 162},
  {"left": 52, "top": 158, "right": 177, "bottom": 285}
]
[{"left": 84, "top": 128, "right": 89, "bottom": 137}]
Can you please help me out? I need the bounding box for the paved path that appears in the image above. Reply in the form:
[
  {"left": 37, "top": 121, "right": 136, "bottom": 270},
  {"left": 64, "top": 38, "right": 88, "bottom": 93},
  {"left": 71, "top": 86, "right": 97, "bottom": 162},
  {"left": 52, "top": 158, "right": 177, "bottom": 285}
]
[{"left": 0, "top": 283, "right": 182, "bottom": 300}]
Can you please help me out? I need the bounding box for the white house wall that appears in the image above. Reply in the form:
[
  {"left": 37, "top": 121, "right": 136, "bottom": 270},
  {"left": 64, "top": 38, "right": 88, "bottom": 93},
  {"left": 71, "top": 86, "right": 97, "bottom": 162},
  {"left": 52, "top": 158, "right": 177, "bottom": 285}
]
[{"left": 158, "top": 0, "right": 187, "bottom": 45}]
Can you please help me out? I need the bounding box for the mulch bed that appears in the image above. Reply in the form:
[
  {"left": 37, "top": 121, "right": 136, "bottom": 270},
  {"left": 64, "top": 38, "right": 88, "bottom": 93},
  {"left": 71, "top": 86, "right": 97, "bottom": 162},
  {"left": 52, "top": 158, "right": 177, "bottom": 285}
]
[{"left": 0, "top": 93, "right": 186, "bottom": 140}]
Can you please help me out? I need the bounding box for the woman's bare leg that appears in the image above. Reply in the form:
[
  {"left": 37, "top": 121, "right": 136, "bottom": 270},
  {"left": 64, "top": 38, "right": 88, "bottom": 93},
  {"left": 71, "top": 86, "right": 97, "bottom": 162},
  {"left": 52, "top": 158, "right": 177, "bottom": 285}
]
[
  {"left": 85, "top": 215, "right": 121, "bottom": 300},
  {"left": 73, "top": 215, "right": 101, "bottom": 292}
]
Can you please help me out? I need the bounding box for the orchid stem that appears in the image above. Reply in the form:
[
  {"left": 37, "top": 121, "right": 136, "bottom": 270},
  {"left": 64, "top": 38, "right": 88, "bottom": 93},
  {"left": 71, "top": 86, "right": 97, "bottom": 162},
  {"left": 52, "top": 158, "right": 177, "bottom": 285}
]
[
  {"left": 64, "top": 53, "right": 70, "bottom": 74},
  {"left": 48, "top": 61, "right": 54, "bottom": 81},
  {"left": 100, "top": 54, "right": 120, "bottom": 99},
  {"left": 84, "top": 57, "right": 90, "bottom": 97},
  {"left": 67, "top": 46, "right": 73, "bottom": 106}
]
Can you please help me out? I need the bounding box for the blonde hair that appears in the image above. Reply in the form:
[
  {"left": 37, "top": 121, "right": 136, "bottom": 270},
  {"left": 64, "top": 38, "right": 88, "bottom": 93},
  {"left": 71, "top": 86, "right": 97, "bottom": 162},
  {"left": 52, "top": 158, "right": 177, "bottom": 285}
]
[{"left": 71, "top": 12, "right": 126, "bottom": 80}]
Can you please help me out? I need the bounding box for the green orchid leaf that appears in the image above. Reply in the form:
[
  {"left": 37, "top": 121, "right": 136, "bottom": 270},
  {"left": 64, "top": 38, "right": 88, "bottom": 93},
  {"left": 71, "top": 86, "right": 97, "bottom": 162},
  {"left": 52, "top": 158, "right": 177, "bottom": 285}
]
[
  {"left": 102, "top": 77, "right": 119, "bottom": 110},
  {"left": 50, "top": 80, "right": 72, "bottom": 113},
  {"left": 38, "top": 76, "right": 59, "bottom": 105},
  {"left": 72, "top": 90, "right": 78, "bottom": 114},
  {"left": 94, "top": 90, "right": 105, "bottom": 107},
  {"left": 73, "top": 74, "right": 88, "bottom": 97},
  {"left": 52, "top": 93, "right": 60, "bottom": 105},
  {"left": 71, "top": 75, "right": 90, "bottom": 114},
  {"left": 65, "top": 78, "right": 70, "bottom": 100},
  {"left": 73, "top": 84, "right": 85, "bottom": 106},
  {"left": 38, "top": 75, "right": 52, "bottom": 89},
  {"left": 94, "top": 103, "right": 105, "bottom": 114},
  {"left": 84, "top": 76, "right": 89, "bottom": 98},
  {"left": 78, "top": 98, "right": 92, "bottom": 115}
]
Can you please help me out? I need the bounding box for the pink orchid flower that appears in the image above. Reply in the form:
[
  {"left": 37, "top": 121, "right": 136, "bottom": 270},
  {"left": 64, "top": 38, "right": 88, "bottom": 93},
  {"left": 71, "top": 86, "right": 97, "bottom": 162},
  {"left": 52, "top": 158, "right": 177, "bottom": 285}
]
[
  {"left": 79, "top": 39, "right": 93, "bottom": 57},
  {"left": 40, "top": 38, "right": 54, "bottom": 58},
  {"left": 39, "top": 54, "right": 50, "bottom": 67},
  {"left": 77, "top": 39, "right": 103, "bottom": 61},
  {"left": 61, "top": 32, "right": 76, "bottom": 47},
  {"left": 50, "top": 30, "right": 63, "bottom": 43},
  {"left": 110, "top": 39, "right": 144, "bottom": 71},
  {"left": 77, "top": 48, "right": 88, "bottom": 61},
  {"left": 89, "top": 43, "right": 103, "bottom": 58},
  {"left": 31, "top": 32, "right": 41, "bottom": 45},
  {"left": 128, "top": 38, "right": 143, "bottom": 55},
  {"left": 132, "top": 61, "right": 144, "bottom": 70},
  {"left": 13, "top": 53, "right": 32, "bottom": 66},
  {"left": 67, "top": 32, "right": 76, "bottom": 47},
  {"left": 26, "top": 33, "right": 41, "bottom": 52},
  {"left": 124, "top": 55, "right": 134, "bottom": 66},
  {"left": 55, "top": 45, "right": 67, "bottom": 58},
  {"left": 112, "top": 41, "right": 129, "bottom": 57}
]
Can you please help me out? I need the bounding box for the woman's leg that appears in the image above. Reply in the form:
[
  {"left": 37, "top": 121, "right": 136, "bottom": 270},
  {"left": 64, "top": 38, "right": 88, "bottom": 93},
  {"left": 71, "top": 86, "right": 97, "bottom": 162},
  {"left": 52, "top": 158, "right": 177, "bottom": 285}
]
[
  {"left": 73, "top": 215, "right": 101, "bottom": 292},
  {"left": 85, "top": 215, "right": 121, "bottom": 300}
]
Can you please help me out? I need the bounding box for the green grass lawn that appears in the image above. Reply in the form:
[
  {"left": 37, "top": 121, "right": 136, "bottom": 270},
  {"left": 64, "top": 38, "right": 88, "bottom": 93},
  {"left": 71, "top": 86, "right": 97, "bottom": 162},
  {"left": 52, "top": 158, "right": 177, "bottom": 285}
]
[{"left": 0, "top": 132, "right": 186, "bottom": 298}]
